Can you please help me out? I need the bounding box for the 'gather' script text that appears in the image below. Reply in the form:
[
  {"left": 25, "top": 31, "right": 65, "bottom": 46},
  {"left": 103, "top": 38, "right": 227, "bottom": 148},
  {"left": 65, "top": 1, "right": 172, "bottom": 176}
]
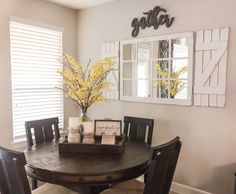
[{"left": 131, "top": 6, "right": 175, "bottom": 37}]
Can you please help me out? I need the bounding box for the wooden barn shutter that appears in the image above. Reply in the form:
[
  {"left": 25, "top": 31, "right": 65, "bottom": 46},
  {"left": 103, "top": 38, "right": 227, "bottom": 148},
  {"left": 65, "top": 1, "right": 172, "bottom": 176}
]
[
  {"left": 101, "top": 41, "right": 120, "bottom": 100},
  {"left": 194, "top": 28, "right": 229, "bottom": 107}
]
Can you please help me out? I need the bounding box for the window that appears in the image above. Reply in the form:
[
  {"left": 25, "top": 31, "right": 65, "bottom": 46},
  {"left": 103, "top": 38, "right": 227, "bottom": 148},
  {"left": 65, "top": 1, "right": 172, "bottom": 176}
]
[
  {"left": 120, "top": 32, "right": 193, "bottom": 105},
  {"left": 10, "top": 18, "right": 64, "bottom": 143}
]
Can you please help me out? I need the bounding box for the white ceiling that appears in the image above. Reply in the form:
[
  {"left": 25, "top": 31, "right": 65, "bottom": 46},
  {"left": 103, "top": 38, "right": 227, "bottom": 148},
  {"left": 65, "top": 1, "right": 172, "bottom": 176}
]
[{"left": 44, "top": 0, "right": 118, "bottom": 9}]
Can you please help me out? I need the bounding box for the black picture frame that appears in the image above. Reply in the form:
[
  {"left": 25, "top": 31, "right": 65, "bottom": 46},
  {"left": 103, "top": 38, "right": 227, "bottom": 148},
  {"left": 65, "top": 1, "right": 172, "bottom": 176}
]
[{"left": 94, "top": 120, "right": 122, "bottom": 136}]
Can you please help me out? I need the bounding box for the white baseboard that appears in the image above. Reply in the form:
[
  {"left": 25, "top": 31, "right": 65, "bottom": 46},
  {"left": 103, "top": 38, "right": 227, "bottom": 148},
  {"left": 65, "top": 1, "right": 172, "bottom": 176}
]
[
  {"left": 171, "top": 182, "right": 212, "bottom": 194},
  {"left": 11, "top": 141, "right": 27, "bottom": 151}
]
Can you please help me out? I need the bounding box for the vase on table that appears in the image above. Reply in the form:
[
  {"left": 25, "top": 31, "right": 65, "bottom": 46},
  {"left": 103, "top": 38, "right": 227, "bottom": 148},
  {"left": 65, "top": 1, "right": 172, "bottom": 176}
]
[
  {"left": 79, "top": 110, "right": 92, "bottom": 122},
  {"left": 79, "top": 110, "right": 95, "bottom": 144}
]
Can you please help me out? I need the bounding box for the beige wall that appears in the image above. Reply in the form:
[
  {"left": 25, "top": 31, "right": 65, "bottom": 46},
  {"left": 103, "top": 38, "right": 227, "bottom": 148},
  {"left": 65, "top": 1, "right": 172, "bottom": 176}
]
[
  {"left": 77, "top": 0, "right": 236, "bottom": 193},
  {"left": 0, "top": 0, "right": 79, "bottom": 148}
]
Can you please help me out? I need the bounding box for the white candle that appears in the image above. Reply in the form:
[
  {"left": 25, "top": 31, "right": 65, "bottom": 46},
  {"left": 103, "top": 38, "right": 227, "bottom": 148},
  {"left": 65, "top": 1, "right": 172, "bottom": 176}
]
[
  {"left": 69, "top": 117, "right": 80, "bottom": 129},
  {"left": 83, "top": 121, "right": 94, "bottom": 133}
]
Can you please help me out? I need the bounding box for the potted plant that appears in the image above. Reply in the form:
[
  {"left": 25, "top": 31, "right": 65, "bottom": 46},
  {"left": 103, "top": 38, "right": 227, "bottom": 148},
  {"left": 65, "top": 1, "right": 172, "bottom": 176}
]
[{"left": 59, "top": 54, "right": 115, "bottom": 121}]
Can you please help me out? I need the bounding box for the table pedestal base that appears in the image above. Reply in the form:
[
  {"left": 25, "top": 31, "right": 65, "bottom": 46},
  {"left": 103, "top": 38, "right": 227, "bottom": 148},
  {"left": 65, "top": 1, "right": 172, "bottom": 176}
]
[{"left": 64, "top": 184, "right": 109, "bottom": 194}]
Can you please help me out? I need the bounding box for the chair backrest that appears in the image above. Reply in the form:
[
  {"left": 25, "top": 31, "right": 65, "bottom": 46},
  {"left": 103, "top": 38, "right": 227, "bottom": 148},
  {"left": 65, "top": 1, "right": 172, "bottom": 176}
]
[
  {"left": 25, "top": 117, "right": 60, "bottom": 147},
  {"left": 123, "top": 116, "right": 154, "bottom": 145},
  {"left": 0, "top": 146, "right": 31, "bottom": 194},
  {"left": 144, "top": 137, "right": 182, "bottom": 194}
]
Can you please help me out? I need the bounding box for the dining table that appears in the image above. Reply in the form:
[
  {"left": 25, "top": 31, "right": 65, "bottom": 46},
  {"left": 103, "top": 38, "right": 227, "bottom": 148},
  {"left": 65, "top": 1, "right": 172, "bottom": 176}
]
[{"left": 24, "top": 140, "right": 152, "bottom": 194}]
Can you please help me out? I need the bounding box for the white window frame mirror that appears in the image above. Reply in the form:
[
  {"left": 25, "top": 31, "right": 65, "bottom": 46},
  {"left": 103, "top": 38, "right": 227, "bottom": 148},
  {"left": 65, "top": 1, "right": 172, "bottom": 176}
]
[{"left": 120, "top": 32, "right": 194, "bottom": 105}]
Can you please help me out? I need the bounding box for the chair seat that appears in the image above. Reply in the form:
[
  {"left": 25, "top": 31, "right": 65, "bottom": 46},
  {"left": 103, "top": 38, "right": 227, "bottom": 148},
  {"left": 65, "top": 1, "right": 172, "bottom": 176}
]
[
  {"left": 100, "top": 180, "right": 144, "bottom": 194},
  {"left": 32, "top": 183, "right": 78, "bottom": 194}
]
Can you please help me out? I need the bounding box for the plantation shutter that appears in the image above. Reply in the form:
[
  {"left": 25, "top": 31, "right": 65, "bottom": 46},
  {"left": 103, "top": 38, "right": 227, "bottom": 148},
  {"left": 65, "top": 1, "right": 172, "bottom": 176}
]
[{"left": 10, "top": 18, "right": 64, "bottom": 143}]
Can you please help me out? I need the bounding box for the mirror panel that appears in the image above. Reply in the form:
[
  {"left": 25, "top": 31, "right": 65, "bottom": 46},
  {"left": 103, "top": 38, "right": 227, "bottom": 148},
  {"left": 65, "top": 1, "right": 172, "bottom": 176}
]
[
  {"left": 171, "top": 59, "right": 188, "bottom": 79},
  {"left": 120, "top": 32, "right": 193, "bottom": 105},
  {"left": 137, "top": 80, "right": 149, "bottom": 97},
  {"left": 138, "top": 61, "right": 149, "bottom": 79},
  {"left": 153, "top": 60, "right": 169, "bottom": 79},
  {"left": 138, "top": 42, "right": 152, "bottom": 60},
  {"left": 152, "top": 84, "right": 169, "bottom": 98},
  {"left": 123, "top": 62, "right": 133, "bottom": 79},
  {"left": 171, "top": 38, "right": 188, "bottom": 58},
  {"left": 123, "top": 44, "right": 136, "bottom": 61},
  {"left": 170, "top": 80, "right": 188, "bottom": 99},
  {"left": 123, "top": 80, "right": 132, "bottom": 96},
  {"left": 153, "top": 40, "right": 169, "bottom": 59}
]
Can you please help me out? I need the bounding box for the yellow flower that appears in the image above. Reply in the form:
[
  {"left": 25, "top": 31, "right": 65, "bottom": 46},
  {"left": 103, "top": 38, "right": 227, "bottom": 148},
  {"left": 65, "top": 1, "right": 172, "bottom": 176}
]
[{"left": 59, "top": 54, "right": 115, "bottom": 112}]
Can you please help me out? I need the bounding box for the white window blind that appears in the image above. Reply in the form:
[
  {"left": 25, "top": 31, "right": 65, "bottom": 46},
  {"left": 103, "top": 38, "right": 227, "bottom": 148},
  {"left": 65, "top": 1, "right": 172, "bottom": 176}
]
[{"left": 10, "top": 19, "right": 64, "bottom": 143}]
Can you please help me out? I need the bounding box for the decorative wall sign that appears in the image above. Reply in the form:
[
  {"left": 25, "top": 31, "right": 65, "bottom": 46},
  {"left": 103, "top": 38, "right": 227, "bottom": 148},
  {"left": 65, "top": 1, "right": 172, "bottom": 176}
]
[
  {"left": 194, "top": 27, "right": 229, "bottom": 107},
  {"left": 131, "top": 6, "right": 174, "bottom": 37}
]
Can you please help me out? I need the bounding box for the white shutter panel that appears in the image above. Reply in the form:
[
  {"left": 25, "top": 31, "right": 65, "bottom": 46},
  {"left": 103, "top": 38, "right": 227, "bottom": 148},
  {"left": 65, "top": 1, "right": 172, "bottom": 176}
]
[
  {"left": 101, "top": 41, "right": 120, "bottom": 100},
  {"left": 194, "top": 27, "right": 229, "bottom": 107},
  {"left": 10, "top": 19, "right": 64, "bottom": 142}
]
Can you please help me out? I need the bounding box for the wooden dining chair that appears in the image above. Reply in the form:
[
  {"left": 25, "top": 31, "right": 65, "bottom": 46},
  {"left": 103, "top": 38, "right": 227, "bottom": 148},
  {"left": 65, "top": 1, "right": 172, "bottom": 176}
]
[
  {"left": 0, "top": 146, "right": 78, "bottom": 194},
  {"left": 100, "top": 137, "right": 182, "bottom": 194},
  {"left": 123, "top": 116, "right": 154, "bottom": 145},
  {"left": 25, "top": 117, "right": 60, "bottom": 147},
  {"left": 25, "top": 117, "right": 60, "bottom": 189}
]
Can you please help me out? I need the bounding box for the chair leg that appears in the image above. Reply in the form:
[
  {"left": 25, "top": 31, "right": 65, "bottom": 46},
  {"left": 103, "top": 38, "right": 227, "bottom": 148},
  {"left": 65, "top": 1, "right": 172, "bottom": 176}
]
[
  {"left": 32, "top": 178, "right": 38, "bottom": 190},
  {"left": 234, "top": 173, "right": 236, "bottom": 194},
  {"left": 144, "top": 173, "right": 147, "bottom": 183}
]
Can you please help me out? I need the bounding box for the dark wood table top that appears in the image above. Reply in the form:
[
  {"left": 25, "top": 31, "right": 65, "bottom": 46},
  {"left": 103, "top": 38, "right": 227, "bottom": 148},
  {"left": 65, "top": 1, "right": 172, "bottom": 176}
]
[{"left": 24, "top": 140, "right": 152, "bottom": 194}]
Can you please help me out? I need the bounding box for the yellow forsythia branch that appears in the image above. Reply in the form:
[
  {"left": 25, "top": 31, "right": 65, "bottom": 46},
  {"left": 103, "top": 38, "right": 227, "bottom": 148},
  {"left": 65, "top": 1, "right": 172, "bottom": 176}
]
[
  {"left": 154, "top": 64, "right": 188, "bottom": 98},
  {"left": 59, "top": 54, "right": 115, "bottom": 112}
]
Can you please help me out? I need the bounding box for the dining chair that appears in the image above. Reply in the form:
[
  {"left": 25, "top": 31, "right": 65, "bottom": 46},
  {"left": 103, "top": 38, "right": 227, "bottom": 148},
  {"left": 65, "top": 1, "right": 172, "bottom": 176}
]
[
  {"left": 124, "top": 116, "right": 154, "bottom": 183},
  {"left": 123, "top": 116, "right": 154, "bottom": 145},
  {"left": 0, "top": 146, "right": 78, "bottom": 194},
  {"left": 100, "top": 136, "right": 182, "bottom": 194},
  {"left": 25, "top": 117, "right": 60, "bottom": 189},
  {"left": 25, "top": 117, "right": 60, "bottom": 147}
]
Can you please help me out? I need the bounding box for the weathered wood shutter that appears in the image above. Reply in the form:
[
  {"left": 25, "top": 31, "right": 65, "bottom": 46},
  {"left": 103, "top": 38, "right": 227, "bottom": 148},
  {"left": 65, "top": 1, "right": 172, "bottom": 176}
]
[
  {"left": 194, "top": 28, "right": 229, "bottom": 107},
  {"left": 101, "top": 41, "right": 120, "bottom": 100}
]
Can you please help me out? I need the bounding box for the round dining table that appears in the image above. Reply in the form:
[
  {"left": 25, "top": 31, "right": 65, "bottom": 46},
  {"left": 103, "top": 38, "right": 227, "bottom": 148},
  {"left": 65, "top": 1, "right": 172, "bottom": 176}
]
[{"left": 24, "top": 140, "right": 152, "bottom": 194}]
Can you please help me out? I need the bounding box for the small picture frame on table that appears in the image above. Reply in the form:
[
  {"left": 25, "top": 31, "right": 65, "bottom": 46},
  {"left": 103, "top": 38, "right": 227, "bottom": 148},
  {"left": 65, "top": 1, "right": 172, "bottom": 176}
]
[{"left": 94, "top": 120, "right": 122, "bottom": 136}]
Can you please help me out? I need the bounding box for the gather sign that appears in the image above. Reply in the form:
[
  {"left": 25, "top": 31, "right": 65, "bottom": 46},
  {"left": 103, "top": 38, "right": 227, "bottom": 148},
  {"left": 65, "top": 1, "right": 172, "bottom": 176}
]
[{"left": 131, "top": 6, "right": 175, "bottom": 37}]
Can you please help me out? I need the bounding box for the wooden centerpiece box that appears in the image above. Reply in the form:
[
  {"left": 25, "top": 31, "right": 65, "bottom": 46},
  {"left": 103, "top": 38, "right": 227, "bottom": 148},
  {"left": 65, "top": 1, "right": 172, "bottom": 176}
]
[
  {"left": 58, "top": 135, "right": 125, "bottom": 155},
  {"left": 59, "top": 119, "right": 124, "bottom": 154}
]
